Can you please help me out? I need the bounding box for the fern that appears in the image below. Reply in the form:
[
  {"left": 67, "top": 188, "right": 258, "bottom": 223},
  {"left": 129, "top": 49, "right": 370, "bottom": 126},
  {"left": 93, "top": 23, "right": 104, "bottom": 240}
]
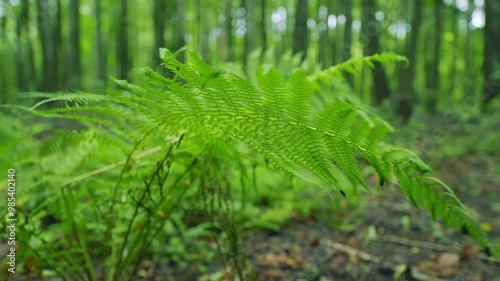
[{"left": 19, "top": 49, "right": 498, "bottom": 258}]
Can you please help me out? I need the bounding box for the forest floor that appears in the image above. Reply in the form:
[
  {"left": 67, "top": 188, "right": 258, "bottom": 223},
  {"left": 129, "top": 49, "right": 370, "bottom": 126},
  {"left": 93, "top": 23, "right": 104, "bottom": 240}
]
[{"left": 240, "top": 152, "right": 500, "bottom": 281}]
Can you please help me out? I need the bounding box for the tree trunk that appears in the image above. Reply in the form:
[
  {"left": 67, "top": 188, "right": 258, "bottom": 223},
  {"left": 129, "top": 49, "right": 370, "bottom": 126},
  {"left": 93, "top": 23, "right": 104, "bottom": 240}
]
[
  {"left": 361, "top": 0, "right": 390, "bottom": 105},
  {"left": 328, "top": 0, "right": 338, "bottom": 65},
  {"left": 425, "top": 0, "right": 442, "bottom": 113},
  {"left": 448, "top": 6, "right": 457, "bottom": 94},
  {"left": 397, "top": 0, "right": 422, "bottom": 122},
  {"left": 318, "top": 1, "right": 328, "bottom": 69},
  {"left": 199, "top": 0, "right": 210, "bottom": 63},
  {"left": 260, "top": 0, "right": 267, "bottom": 61},
  {"left": 37, "top": 0, "right": 58, "bottom": 92},
  {"left": 175, "top": 0, "right": 186, "bottom": 62},
  {"left": 243, "top": 0, "right": 255, "bottom": 68},
  {"left": 153, "top": 0, "right": 167, "bottom": 68},
  {"left": 117, "top": 0, "right": 130, "bottom": 79},
  {"left": 68, "top": 0, "right": 81, "bottom": 88},
  {"left": 16, "top": 0, "right": 27, "bottom": 91},
  {"left": 0, "top": 0, "right": 5, "bottom": 39},
  {"left": 483, "top": 0, "right": 500, "bottom": 105},
  {"left": 94, "top": 0, "right": 107, "bottom": 84},
  {"left": 342, "top": 0, "right": 353, "bottom": 62},
  {"left": 54, "top": 0, "right": 63, "bottom": 88},
  {"left": 292, "top": 0, "right": 308, "bottom": 62}
]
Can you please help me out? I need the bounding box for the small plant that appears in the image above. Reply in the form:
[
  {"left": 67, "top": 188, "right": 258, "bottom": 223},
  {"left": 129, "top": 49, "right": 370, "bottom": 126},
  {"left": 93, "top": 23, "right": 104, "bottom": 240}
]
[{"left": 1, "top": 49, "right": 497, "bottom": 279}]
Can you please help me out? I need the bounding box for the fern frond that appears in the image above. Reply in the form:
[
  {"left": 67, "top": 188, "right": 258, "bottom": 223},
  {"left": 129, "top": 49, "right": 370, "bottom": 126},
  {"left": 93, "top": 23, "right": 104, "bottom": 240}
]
[
  {"left": 26, "top": 50, "right": 498, "bottom": 258},
  {"left": 309, "top": 52, "right": 408, "bottom": 83},
  {"left": 18, "top": 91, "right": 108, "bottom": 110}
]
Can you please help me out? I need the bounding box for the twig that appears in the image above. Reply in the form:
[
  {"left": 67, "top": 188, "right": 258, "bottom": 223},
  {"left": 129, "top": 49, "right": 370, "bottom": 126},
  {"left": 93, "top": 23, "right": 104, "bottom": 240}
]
[
  {"left": 376, "top": 235, "right": 460, "bottom": 252},
  {"left": 376, "top": 235, "right": 493, "bottom": 261},
  {"left": 60, "top": 146, "right": 163, "bottom": 187},
  {"left": 323, "top": 239, "right": 382, "bottom": 263}
]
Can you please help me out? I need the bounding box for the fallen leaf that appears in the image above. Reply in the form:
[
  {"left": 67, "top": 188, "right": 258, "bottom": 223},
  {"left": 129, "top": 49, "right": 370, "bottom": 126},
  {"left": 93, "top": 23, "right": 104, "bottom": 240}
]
[
  {"left": 329, "top": 254, "right": 346, "bottom": 272},
  {"left": 260, "top": 269, "right": 284, "bottom": 279},
  {"left": 440, "top": 266, "right": 459, "bottom": 278},
  {"left": 256, "top": 253, "right": 303, "bottom": 269},
  {"left": 417, "top": 261, "right": 440, "bottom": 277},
  {"left": 461, "top": 243, "right": 479, "bottom": 260},
  {"left": 437, "top": 252, "right": 460, "bottom": 267},
  {"left": 310, "top": 237, "right": 321, "bottom": 247}
]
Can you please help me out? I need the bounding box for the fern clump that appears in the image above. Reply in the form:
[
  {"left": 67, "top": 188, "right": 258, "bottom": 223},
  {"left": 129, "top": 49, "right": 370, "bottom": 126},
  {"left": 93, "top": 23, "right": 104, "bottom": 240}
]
[{"left": 14, "top": 49, "right": 498, "bottom": 261}]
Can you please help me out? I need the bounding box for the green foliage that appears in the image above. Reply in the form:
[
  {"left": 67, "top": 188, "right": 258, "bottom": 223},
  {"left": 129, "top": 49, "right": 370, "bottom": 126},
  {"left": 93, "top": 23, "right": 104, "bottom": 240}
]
[{"left": 2, "top": 50, "right": 497, "bottom": 278}]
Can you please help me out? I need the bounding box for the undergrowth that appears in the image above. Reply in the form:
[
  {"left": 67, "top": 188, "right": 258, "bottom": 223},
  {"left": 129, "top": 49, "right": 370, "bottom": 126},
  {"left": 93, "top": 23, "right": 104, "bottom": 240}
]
[{"left": 0, "top": 49, "right": 497, "bottom": 280}]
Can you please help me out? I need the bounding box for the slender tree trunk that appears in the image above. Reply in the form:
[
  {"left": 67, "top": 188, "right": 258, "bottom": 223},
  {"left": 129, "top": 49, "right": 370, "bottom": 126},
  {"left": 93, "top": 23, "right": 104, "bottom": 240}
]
[
  {"left": 0, "top": 0, "right": 5, "bottom": 39},
  {"left": 318, "top": 2, "right": 328, "bottom": 69},
  {"left": 464, "top": 0, "right": 472, "bottom": 81},
  {"left": 153, "top": 0, "right": 167, "bottom": 68},
  {"left": 292, "top": 0, "right": 308, "bottom": 62},
  {"left": 16, "top": 0, "right": 27, "bottom": 91},
  {"left": 397, "top": 0, "right": 422, "bottom": 122},
  {"left": 342, "top": 0, "right": 353, "bottom": 85},
  {"left": 482, "top": 0, "right": 500, "bottom": 105},
  {"left": 222, "top": 0, "right": 232, "bottom": 61},
  {"left": 68, "top": 0, "right": 81, "bottom": 88},
  {"left": 199, "top": 0, "right": 210, "bottom": 63},
  {"left": 117, "top": 0, "right": 130, "bottom": 79},
  {"left": 328, "top": 0, "right": 338, "bottom": 65},
  {"left": 448, "top": 6, "right": 457, "bottom": 94},
  {"left": 243, "top": 0, "right": 255, "bottom": 68},
  {"left": 173, "top": 0, "right": 186, "bottom": 62},
  {"left": 94, "top": 0, "right": 106, "bottom": 84},
  {"left": 342, "top": 0, "right": 353, "bottom": 62},
  {"left": 361, "top": 0, "right": 390, "bottom": 105},
  {"left": 260, "top": 0, "right": 267, "bottom": 61},
  {"left": 426, "top": 0, "right": 442, "bottom": 113},
  {"left": 20, "top": 0, "right": 36, "bottom": 90},
  {"left": 37, "top": 0, "right": 58, "bottom": 92},
  {"left": 54, "top": 0, "right": 63, "bottom": 89}
]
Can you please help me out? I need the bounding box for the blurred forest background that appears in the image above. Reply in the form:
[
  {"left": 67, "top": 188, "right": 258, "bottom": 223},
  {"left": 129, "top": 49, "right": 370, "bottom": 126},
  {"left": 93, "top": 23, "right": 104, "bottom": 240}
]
[{"left": 1, "top": 0, "right": 499, "bottom": 117}]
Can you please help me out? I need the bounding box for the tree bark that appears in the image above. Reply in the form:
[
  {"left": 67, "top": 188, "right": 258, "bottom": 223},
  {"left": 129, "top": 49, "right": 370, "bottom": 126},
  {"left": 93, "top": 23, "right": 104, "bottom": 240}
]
[
  {"left": 397, "top": 0, "right": 422, "bottom": 122},
  {"left": 292, "top": 0, "right": 308, "bottom": 62},
  {"left": 483, "top": 0, "right": 500, "bottom": 105},
  {"left": 68, "top": 0, "right": 81, "bottom": 88}
]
